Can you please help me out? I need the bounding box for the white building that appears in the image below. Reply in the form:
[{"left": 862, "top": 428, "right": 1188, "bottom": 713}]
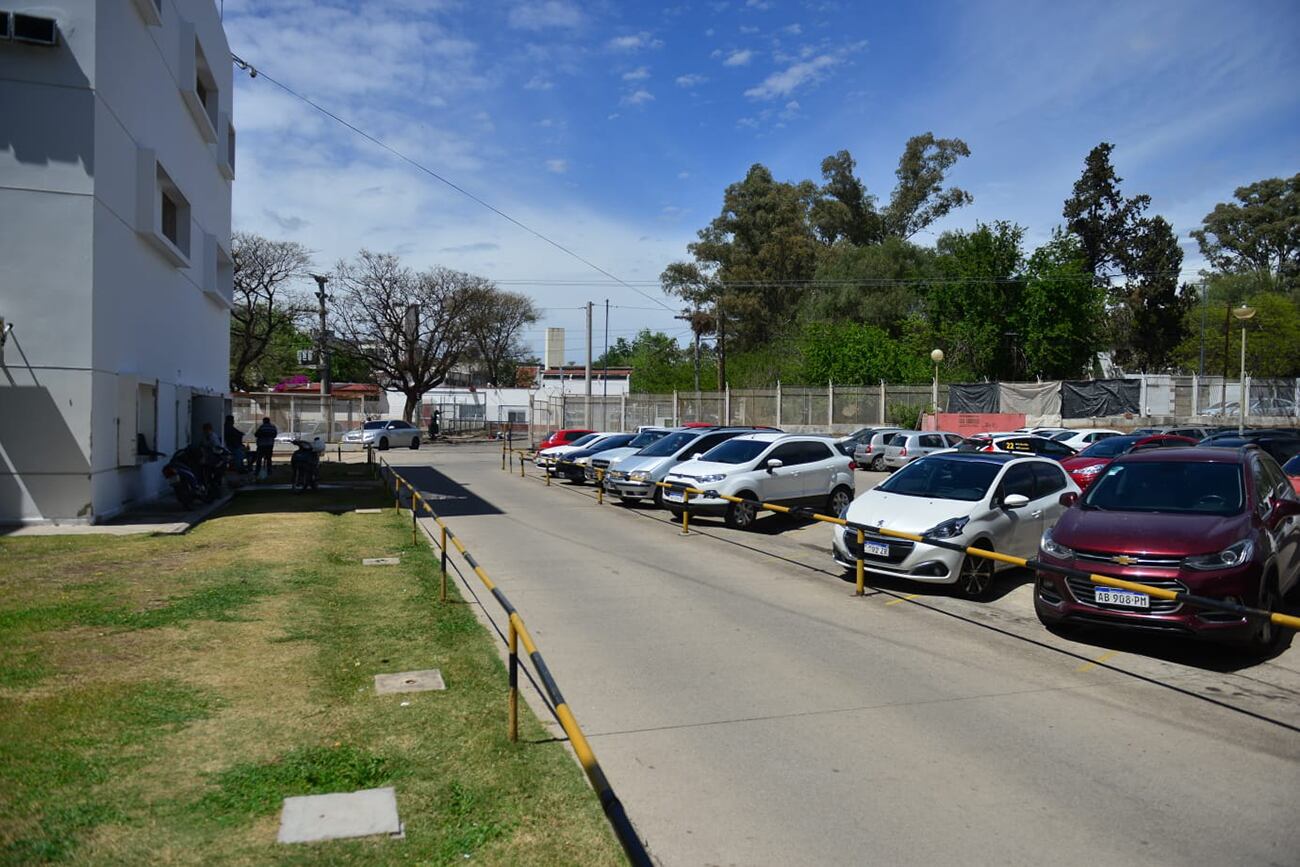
[{"left": 0, "top": 0, "right": 234, "bottom": 524}]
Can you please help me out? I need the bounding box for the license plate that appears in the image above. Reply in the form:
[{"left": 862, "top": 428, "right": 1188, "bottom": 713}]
[
  {"left": 1095, "top": 588, "right": 1149, "bottom": 608},
  {"left": 863, "top": 541, "right": 890, "bottom": 558},
  {"left": 664, "top": 490, "right": 683, "bottom": 502}
]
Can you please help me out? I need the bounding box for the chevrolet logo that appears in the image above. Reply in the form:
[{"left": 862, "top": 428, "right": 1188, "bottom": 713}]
[{"left": 1111, "top": 555, "right": 1138, "bottom": 566}]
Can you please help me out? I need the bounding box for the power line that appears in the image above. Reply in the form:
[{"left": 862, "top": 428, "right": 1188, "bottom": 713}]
[{"left": 230, "top": 53, "right": 678, "bottom": 314}]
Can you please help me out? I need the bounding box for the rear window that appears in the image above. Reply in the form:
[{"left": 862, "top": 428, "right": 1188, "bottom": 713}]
[
  {"left": 1284, "top": 455, "right": 1300, "bottom": 476},
  {"left": 567, "top": 433, "right": 599, "bottom": 447},
  {"left": 888, "top": 433, "right": 909, "bottom": 446},
  {"left": 363, "top": 421, "right": 386, "bottom": 429},
  {"left": 1077, "top": 436, "right": 1139, "bottom": 458},
  {"left": 1083, "top": 460, "right": 1245, "bottom": 516},
  {"left": 876, "top": 457, "right": 1002, "bottom": 502},
  {"left": 638, "top": 431, "right": 698, "bottom": 457},
  {"left": 627, "top": 429, "right": 669, "bottom": 448},
  {"left": 701, "top": 439, "right": 771, "bottom": 464}
]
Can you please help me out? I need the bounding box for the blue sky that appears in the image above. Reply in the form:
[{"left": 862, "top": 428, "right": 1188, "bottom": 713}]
[{"left": 222, "top": 0, "right": 1300, "bottom": 362}]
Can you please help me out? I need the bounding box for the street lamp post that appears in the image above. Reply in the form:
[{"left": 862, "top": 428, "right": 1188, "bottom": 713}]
[
  {"left": 1232, "top": 303, "right": 1256, "bottom": 435},
  {"left": 930, "top": 349, "right": 944, "bottom": 414}
]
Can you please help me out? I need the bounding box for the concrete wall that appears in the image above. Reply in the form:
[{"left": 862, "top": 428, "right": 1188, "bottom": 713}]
[{"left": 0, "top": 0, "right": 232, "bottom": 524}]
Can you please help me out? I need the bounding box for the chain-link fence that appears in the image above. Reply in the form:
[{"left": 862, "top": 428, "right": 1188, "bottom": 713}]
[{"left": 231, "top": 393, "right": 377, "bottom": 442}]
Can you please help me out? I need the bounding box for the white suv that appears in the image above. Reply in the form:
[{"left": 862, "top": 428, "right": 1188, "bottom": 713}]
[{"left": 662, "top": 433, "right": 855, "bottom": 530}]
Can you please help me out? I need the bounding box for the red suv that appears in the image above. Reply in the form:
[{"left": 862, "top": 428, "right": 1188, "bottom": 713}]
[
  {"left": 1060, "top": 433, "right": 1197, "bottom": 490},
  {"left": 1036, "top": 446, "right": 1300, "bottom": 651},
  {"left": 537, "top": 428, "right": 595, "bottom": 452}
]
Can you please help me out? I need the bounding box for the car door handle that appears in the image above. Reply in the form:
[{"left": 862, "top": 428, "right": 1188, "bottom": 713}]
[{"left": 1030, "top": 510, "right": 1043, "bottom": 519}]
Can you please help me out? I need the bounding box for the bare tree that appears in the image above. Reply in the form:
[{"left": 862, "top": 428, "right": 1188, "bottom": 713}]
[
  {"left": 230, "top": 232, "right": 312, "bottom": 391},
  {"left": 331, "top": 250, "right": 481, "bottom": 422},
  {"left": 462, "top": 286, "right": 539, "bottom": 386}
]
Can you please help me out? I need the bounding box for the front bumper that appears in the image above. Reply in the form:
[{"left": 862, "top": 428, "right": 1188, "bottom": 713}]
[
  {"left": 603, "top": 473, "right": 656, "bottom": 498},
  {"left": 1034, "top": 553, "right": 1258, "bottom": 640},
  {"left": 830, "top": 525, "right": 961, "bottom": 583},
  {"left": 661, "top": 482, "right": 729, "bottom": 513}
]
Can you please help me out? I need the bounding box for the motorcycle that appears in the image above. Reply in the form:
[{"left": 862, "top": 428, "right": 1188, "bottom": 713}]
[
  {"left": 162, "top": 447, "right": 203, "bottom": 508},
  {"left": 290, "top": 438, "right": 322, "bottom": 492}
]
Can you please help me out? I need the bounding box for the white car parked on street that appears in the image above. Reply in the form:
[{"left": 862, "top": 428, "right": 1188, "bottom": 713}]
[
  {"left": 831, "top": 452, "right": 1080, "bottom": 597},
  {"left": 882, "top": 431, "right": 965, "bottom": 470},
  {"left": 534, "top": 432, "right": 612, "bottom": 473},
  {"left": 341, "top": 419, "right": 422, "bottom": 450},
  {"left": 663, "top": 433, "right": 856, "bottom": 530}
]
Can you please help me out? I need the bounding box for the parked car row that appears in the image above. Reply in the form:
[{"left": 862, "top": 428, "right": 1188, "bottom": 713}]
[{"left": 530, "top": 423, "right": 1300, "bottom": 655}]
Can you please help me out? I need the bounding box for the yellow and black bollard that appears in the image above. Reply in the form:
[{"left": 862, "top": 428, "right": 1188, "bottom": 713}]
[
  {"left": 680, "top": 490, "right": 691, "bottom": 535},
  {"left": 596, "top": 470, "right": 604, "bottom": 505},
  {"left": 411, "top": 493, "right": 419, "bottom": 545},
  {"left": 855, "top": 529, "right": 866, "bottom": 596},
  {"left": 519, "top": 452, "right": 525, "bottom": 478}
]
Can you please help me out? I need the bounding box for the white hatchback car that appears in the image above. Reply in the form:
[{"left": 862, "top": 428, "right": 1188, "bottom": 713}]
[
  {"left": 662, "top": 434, "right": 855, "bottom": 530},
  {"left": 1051, "top": 428, "right": 1121, "bottom": 450},
  {"left": 831, "top": 452, "right": 1080, "bottom": 597},
  {"left": 534, "top": 432, "right": 613, "bottom": 473}
]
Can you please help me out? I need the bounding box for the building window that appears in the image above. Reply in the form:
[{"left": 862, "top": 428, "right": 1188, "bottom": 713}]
[
  {"left": 195, "top": 41, "right": 219, "bottom": 133},
  {"left": 136, "top": 150, "right": 191, "bottom": 267},
  {"left": 218, "top": 113, "right": 236, "bottom": 179},
  {"left": 156, "top": 164, "right": 190, "bottom": 258},
  {"left": 179, "top": 23, "right": 219, "bottom": 142}
]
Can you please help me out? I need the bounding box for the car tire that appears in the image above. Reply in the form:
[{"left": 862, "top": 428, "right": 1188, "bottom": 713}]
[
  {"left": 955, "top": 546, "right": 995, "bottom": 599},
  {"left": 379, "top": 437, "right": 390, "bottom": 451},
  {"left": 724, "top": 493, "right": 758, "bottom": 530},
  {"left": 618, "top": 496, "right": 641, "bottom": 507},
  {"left": 410, "top": 437, "right": 420, "bottom": 450},
  {"left": 870, "top": 455, "right": 885, "bottom": 471},
  {"left": 1248, "top": 576, "right": 1285, "bottom": 656},
  {"left": 827, "top": 486, "right": 853, "bottom": 517}
]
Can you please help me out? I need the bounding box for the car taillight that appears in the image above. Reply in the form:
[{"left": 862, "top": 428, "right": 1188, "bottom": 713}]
[
  {"left": 899, "top": 447, "right": 908, "bottom": 457},
  {"left": 163, "top": 466, "right": 176, "bottom": 478},
  {"left": 848, "top": 461, "right": 857, "bottom": 471},
  {"left": 982, "top": 444, "right": 995, "bottom": 452},
  {"left": 864, "top": 444, "right": 872, "bottom": 453}
]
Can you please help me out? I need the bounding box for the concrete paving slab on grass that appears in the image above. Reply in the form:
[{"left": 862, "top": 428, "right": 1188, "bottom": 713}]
[
  {"left": 374, "top": 669, "right": 445, "bottom": 694},
  {"left": 355, "top": 508, "right": 383, "bottom": 514},
  {"left": 278, "top": 787, "right": 402, "bottom": 844},
  {"left": 362, "top": 557, "right": 401, "bottom": 566}
]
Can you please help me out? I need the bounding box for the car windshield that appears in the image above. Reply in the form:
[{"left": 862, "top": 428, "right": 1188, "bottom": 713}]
[
  {"left": 589, "top": 435, "right": 633, "bottom": 452},
  {"left": 875, "top": 457, "right": 1002, "bottom": 502},
  {"left": 637, "top": 431, "right": 698, "bottom": 457},
  {"left": 701, "top": 439, "right": 770, "bottom": 464},
  {"left": 363, "top": 421, "right": 387, "bottom": 430},
  {"left": 568, "top": 434, "right": 599, "bottom": 447},
  {"left": 1083, "top": 461, "right": 1244, "bottom": 516},
  {"left": 627, "top": 429, "right": 670, "bottom": 448},
  {"left": 1077, "top": 436, "right": 1139, "bottom": 458},
  {"left": 1284, "top": 455, "right": 1300, "bottom": 476}
]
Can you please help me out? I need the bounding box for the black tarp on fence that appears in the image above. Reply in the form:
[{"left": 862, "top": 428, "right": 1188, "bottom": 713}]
[
  {"left": 946, "top": 383, "right": 1000, "bottom": 413},
  {"left": 1061, "top": 379, "right": 1140, "bottom": 418}
]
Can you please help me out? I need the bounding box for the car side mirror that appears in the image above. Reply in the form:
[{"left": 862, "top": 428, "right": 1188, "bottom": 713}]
[
  {"left": 693, "top": 453, "right": 704, "bottom": 460},
  {"left": 1059, "top": 491, "right": 1079, "bottom": 507},
  {"left": 766, "top": 458, "right": 783, "bottom": 473},
  {"left": 1271, "top": 497, "right": 1300, "bottom": 518},
  {"left": 1002, "top": 493, "right": 1030, "bottom": 509}
]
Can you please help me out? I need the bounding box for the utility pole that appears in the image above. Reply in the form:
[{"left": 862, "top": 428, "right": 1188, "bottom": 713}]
[
  {"left": 584, "top": 301, "right": 593, "bottom": 428},
  {"left": 602, "top": 299, "right": 609, "bottom": 428},
  {"left": 674, "top": 308, "right": 701, "bottom": 392},
  {"left": 1198, "top": 280, "right": 1207, "bottom": 378},
  {"left": 310, "top": 274, "right": 331, "bottom": 396}
]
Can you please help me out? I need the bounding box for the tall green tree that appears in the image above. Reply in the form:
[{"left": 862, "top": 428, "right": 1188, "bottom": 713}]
[
  {"left": 1018, "top": 232, "right": 1105, "bottom": 378},
  {"left": 802, "top": 237, "right": 937, "bottom": 336},
  {"left": 1175, "top": 292, "right": 1300, "bottom": 378},
  {"left": 1061, "top": 142, "right": 1150, "bottom": 280},
  {"left": 229, "top": 232, "right": 312, "bottom": 391},
  {"left": 1191, "top": 173, "right": 1299, "bottom": 290},
  {"left": 927, "top": 221, "right": 1026, "bottom": 380},
  {"left": 883, "top": 133, "right": 975, "bottom": 240},
  {"left": 809, "top": 149, "right": 882, "bottom": 246},
  {"left": 1111, "top": 216, "right": 1190, "bottom": 371},
  {"left": 798, "top": 321, "right": 930, "bottom": 385}
]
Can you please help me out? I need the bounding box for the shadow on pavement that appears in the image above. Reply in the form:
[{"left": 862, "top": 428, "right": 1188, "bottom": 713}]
[{"left": 391, "top": 465, "right": 504, "bottom": 518}]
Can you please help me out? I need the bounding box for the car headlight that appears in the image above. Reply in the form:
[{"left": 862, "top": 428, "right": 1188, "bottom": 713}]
[
  {"left": 1075, "top": 463, "right": 1106, "bottom": 476},
  {"left": 575, "top": 457, "right": 590, "bottom": 465},
  {"left": 1040, "top": 527, "right": 1074, "bottom": 560},
  {"left": 697, "top": 474, "right": 726, "bottom": 483},
  {"left": 629, "top": 471, "right": 650, "bottom": 481},
  {"left": 925, "top": 516, "right": 969, "bottom": 539},
  {"left": 1184, "top": 540, "right": 1253, "bottom": 571}
]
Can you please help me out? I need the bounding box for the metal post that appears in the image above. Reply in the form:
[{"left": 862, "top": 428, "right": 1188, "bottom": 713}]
[
  {"left": 621, "top": 392, "right": 628, "bottom": 431},
  {"left": 584, "top": 301, "right": 593, "bottom": 428},
  {"left": 439, "top": 526, "right": 448, "bottom": 602},
  {"left": 879, "top": 380, "right": 886, "bottom": 424},
  {"left": 680, "top": 490, "right": 690, "bottom": 535},
  {"left": 1239, "top": 327, "right": 1248, "bottom": 435},
  {"left": 519, "top": 452, "right": 525, "bottom": 477},
  {"left": 394, "top": 476, "right": 400, "bottom": 511},
  {"left": 412, "top": 494, "right": 418, "bottom": 544},
  {"left": 507, "top": 617, "right": 519, "bottom": 742},
  {"left": 776, "top": 379, "right": 782, "bottom": 428},
  {"left": 672, "top": 390, "right": 678, "bottom": 428},
  {"left": 597, "top": 470, "right": 604, "bottom": 505},
  {"left": 855, "top": 529, "right": 865, "bottom": 596},
  {"left": 828, "top": 379, "right": 834, "bottom": 428},
  {"left": 724, "top": 382, "right": 731, "bottom": 426},
  {"left": 502, "top": 439, "right": 507, "bottom": 470},
  {"left": 1191, "top": 373, "right": 1199, "bottom": 416}
]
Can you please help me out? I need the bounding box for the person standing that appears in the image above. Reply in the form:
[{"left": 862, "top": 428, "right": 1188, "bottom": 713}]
[
  {"left": 428, "top": 408, "right": 441, "bottom": 441},
  {"left": 253, "top": 416, "right": 278, "bottom": 479},
  {"left": 224, "top": 415, "right": 247, "bottom": 472}
]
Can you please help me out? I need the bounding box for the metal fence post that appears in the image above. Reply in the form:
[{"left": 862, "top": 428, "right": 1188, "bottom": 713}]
[
  {"left": 519, "top": 452, "right": 525, "bottom": 477},
  {"left": 776, "top": 380, "right": 782, "bottom": 428},
  {"left": 507, "top": 617, "right": 519, "bottom": 742},
  {"left": 855, "top": 529, "right": 865, "bottom": 596},
  {"left": 439, "top": 526, "right": 448, "bottom": 602},
  {"left": 411, "top": 494, "right": 419, "bottom": 544},
  {"left": 502, "top": 439, "right": 507, "bottom": 470},
  {"left": 879, "top": 380, "right": 887, "bottom": 424}
]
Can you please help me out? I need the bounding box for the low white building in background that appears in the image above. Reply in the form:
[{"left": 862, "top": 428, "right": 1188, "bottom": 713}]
[{"left": 0, "top": 0, "right": 234, "bottom": 523}]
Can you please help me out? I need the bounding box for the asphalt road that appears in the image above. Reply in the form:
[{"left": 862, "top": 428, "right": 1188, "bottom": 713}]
[{"left": 384, "top": 444, "right": 1300, "bottom": 867}]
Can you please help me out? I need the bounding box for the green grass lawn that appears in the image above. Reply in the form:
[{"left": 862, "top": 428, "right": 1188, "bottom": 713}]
[{"left": 0, "top": 478, "right": 621, "bottom": 865}]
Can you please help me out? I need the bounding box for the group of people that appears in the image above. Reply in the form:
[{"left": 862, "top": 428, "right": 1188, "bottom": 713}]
[{"left": 205, "top": 415, "right": 279, "bottom": 478}]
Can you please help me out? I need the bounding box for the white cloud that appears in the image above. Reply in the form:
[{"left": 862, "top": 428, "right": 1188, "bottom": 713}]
[
  {"left": 524, "top": 75, "right": 554, "bottom": 91},
  {"left": 608, "top": 32, "right": 663, "bottom": 51},
  {"left": 622, "top": 66, "right": 650, "bottom": 81},
  {"left": 783, "top": 23, "right": 802, "bottom": 35},
  {"left": 508, "top": 1, "right": 583, "bottom": 30},
  {"left": 545, "top": 158, "right": 568, "bottom": 173},
  {"left": 607, "top": 112, "right": 621, "bottom": 120},
  {"left": 740, "top": 25, "right": 759, "bottom": 34},
  {"left": 723, "top": 48, "right": 754, "bottom": 66},
  {"left": 677, "top": 171, "right": 691, "bottom": 179},
  {"left": 675, "top": 73, "right": 708, "bottom": 87},
  {"left": 745, "top": 0, "right": 773, "bottom": 9},
  {"left": 744, "top": 54, "right": 838, "bottom": 99},
  {"left": 705, "top": 27, "right": 715, "bottom": 36},
  {"left": 621, "top": 89, "right": 655, "bottom": 106}
]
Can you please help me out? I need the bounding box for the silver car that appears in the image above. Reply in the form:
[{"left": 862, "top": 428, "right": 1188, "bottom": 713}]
[
  {"left": 853, "top": 428, "right": 904, "bottom": 471},
  {"left": 882, "top": 431, "right": 964, "bottom": 471},
  {"left": 604, "top": 428, "right": 767, "bottom": 505}
]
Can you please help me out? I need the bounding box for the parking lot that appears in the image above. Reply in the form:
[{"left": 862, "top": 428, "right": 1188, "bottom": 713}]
[{"left": 384, "top": 444, "right": 1300, "bottom": 866}]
